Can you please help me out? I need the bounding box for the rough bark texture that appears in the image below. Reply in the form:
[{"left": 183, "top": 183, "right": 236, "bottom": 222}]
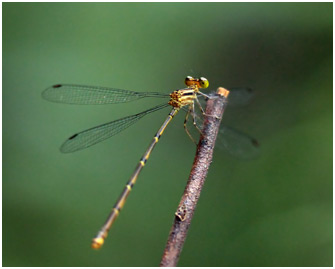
[{"left": 160, "top": 87, "right": 229, "bottom": 267}]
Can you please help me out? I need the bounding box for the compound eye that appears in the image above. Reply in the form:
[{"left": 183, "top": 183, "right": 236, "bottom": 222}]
[
  {"left": 185, "top": 76, "right": 194, "bottom": 86},
  {"left": 199, "top": 77, "right": 209, "bottom": 88}
]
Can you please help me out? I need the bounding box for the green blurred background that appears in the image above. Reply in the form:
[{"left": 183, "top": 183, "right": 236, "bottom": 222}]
[{"left": 3, "top": 2, "right": 332, "bottom": 267}]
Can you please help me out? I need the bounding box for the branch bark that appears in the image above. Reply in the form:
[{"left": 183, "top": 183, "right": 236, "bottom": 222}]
[{"left": 160, "top": 87, "right": 230, "bottom": 267}]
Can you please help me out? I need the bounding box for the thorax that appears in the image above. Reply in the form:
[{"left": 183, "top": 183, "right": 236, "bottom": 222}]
[{"left": 168, "top": 88, "right": 198, "bottom": 108}]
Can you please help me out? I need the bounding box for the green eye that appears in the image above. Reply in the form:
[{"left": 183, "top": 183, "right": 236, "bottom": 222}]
[{"left": 199, "top": 77, "right": 209, "bottom": 88}]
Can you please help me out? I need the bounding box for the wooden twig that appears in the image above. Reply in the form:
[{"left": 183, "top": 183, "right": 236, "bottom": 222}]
[{"left": 160, "top": 87, "right": 230, "bottom": 267}]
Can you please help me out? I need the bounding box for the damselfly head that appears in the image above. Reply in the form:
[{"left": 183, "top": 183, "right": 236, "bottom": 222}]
[{"left": 184, "top": 76, "right": 209, "bottom": 89}]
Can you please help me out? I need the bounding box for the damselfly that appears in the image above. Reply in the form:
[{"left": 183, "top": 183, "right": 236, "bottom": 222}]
[{"left": 42, "top": 76, "right": 258, "bottom": 249}]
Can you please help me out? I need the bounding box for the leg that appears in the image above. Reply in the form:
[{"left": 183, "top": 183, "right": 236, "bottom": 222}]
[
  {"left": 196, "top": 94, "right": 222, "bottom": 120},
  {"left": 191, "top": 102, "right": 203, "bottom": 135},
  {"left": 183, "top": 106, "right": 198, "bottom": 145}
]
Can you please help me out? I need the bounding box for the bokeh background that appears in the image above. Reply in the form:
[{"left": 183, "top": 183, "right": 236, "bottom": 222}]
[{"left": 3, "top": 2, "right": 332, "bottom": 267}]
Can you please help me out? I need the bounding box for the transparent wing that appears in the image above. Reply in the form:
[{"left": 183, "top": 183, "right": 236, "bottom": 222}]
[
  {"left": 216, "top": 126, "right": 260, "bottom": 160},
  {"left": 199, "top": 87, "right": 254, "bottom": 107},
  {"left": 181, "top": 106, "right": 260, "bottom": 160},
  {"left": 60, "top": 103, "right": 169, "bottom": 153},
  {"left": 42, "top": 84, "right": 169, "bottom": 105},
  {"left": 226, "top": 87, "right": 254, "bottom": 106}
]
